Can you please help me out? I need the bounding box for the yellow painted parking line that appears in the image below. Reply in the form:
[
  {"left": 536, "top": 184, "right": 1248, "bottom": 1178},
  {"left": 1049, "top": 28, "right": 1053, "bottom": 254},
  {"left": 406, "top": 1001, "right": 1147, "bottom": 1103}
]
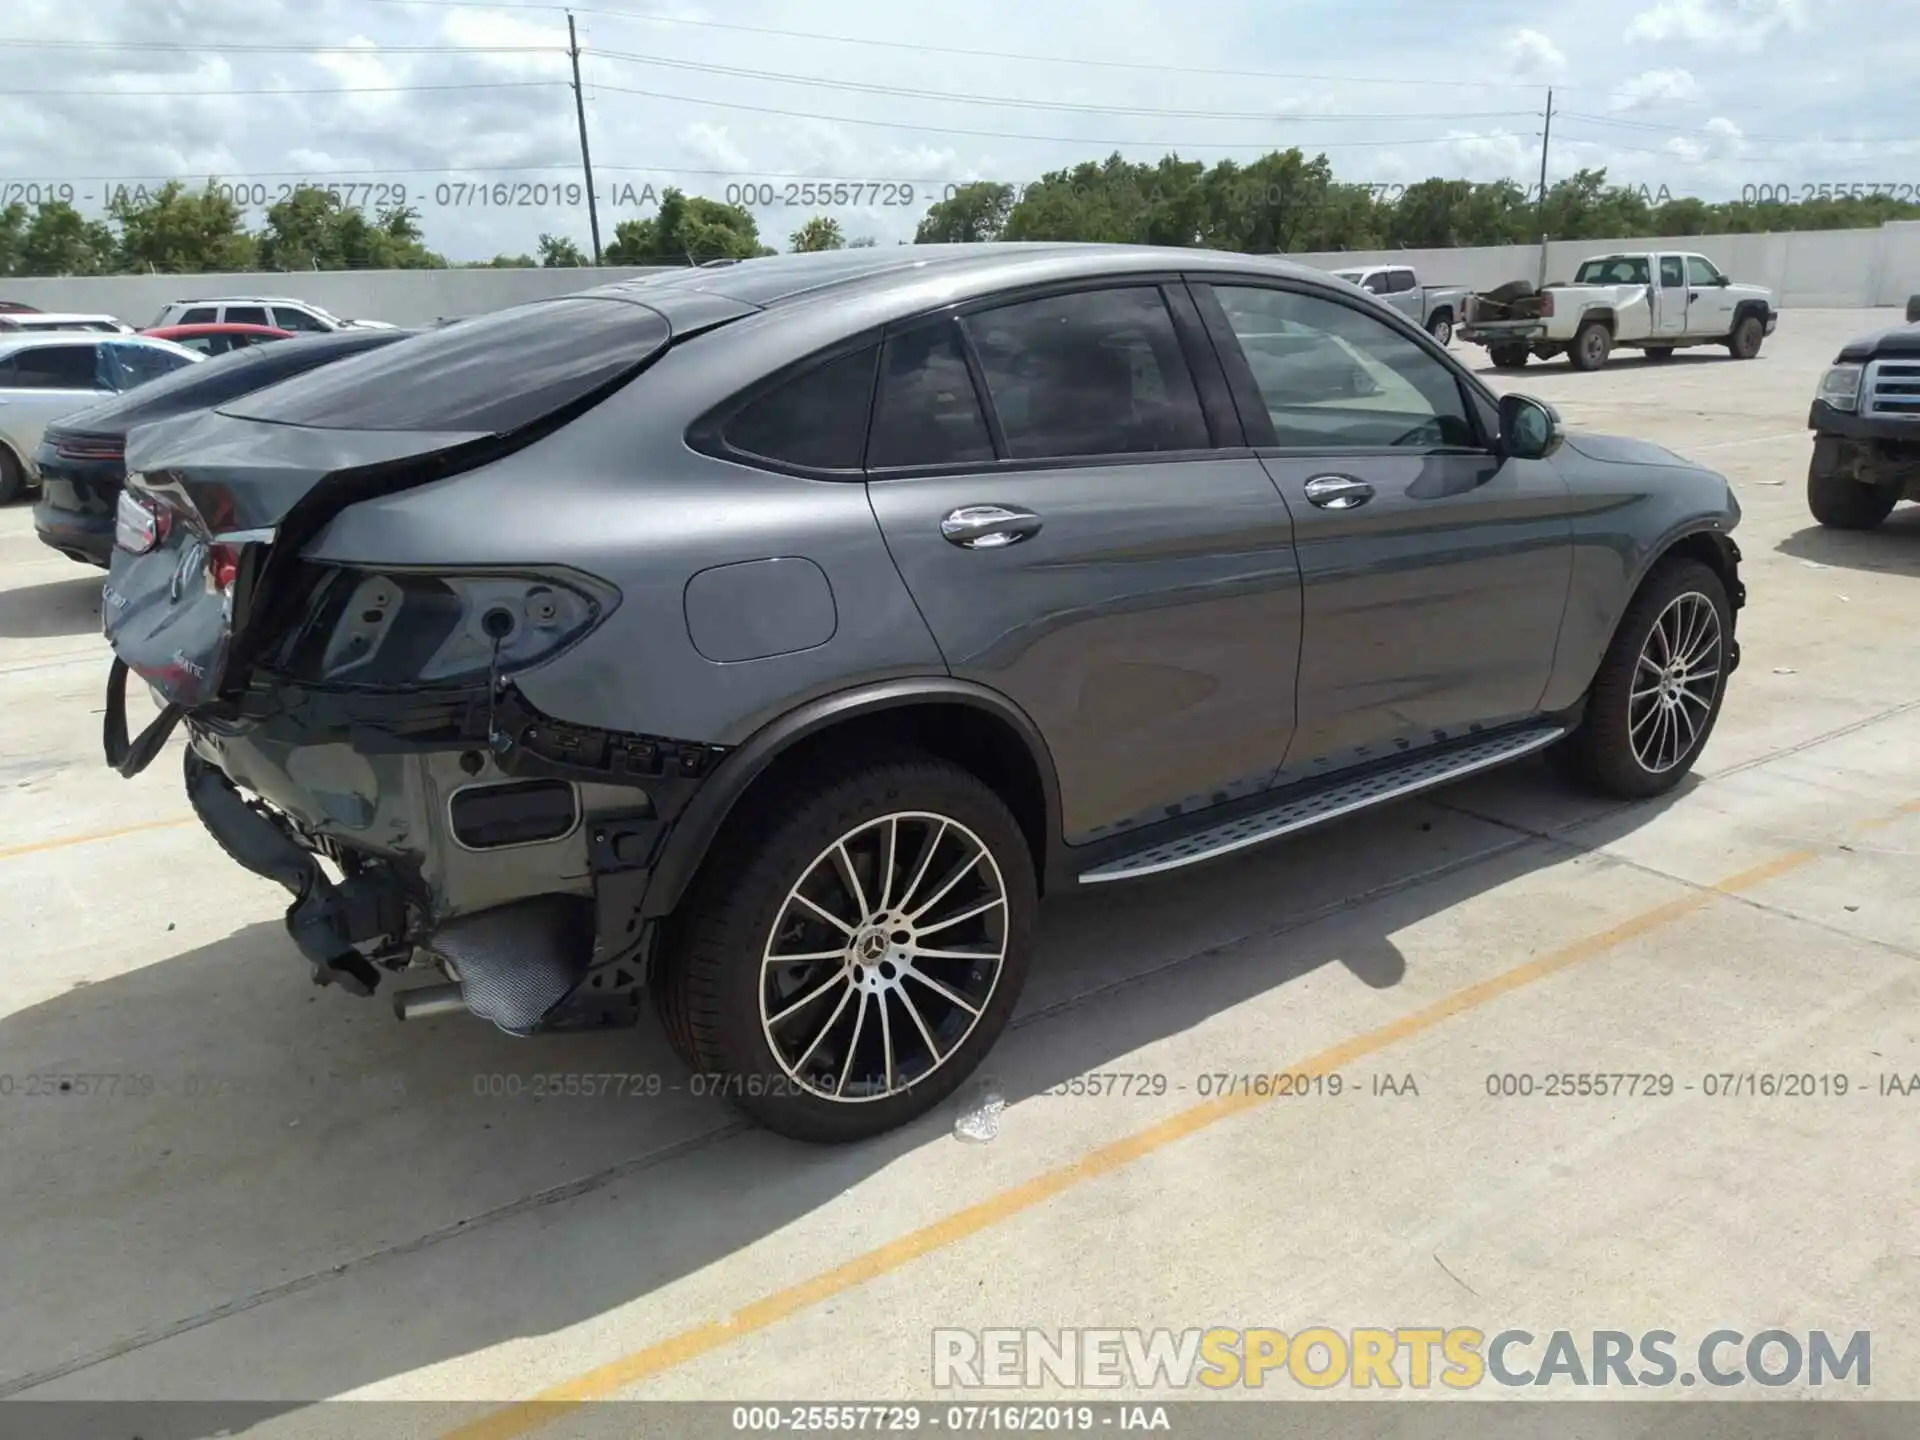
[
  {"left": 441, "top": 803, "right": 1908, "bottom": 1440},
  {"left": 0, "top": 816, "right": 194, "bottom": 862}
]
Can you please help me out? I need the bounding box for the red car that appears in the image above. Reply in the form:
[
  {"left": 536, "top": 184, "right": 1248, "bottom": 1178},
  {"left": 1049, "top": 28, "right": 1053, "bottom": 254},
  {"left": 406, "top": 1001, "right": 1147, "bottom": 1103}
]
[{"left": 139, "top": 322, "right": 294, "bottom": 356}]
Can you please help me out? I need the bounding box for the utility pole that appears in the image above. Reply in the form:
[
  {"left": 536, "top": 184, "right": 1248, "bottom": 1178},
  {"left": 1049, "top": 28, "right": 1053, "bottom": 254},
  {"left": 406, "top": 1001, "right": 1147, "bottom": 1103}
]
[
  {"left": 1535, "top": 87, "right": 1554, "bottom": 288},
  {"left": 567, "top": 11, "right": 604, "bottom": 265}
]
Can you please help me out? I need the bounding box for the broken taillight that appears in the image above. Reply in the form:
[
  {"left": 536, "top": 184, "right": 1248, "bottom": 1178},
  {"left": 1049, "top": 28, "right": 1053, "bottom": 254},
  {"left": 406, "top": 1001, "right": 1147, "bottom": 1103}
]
[
  {"left": 208, "top": 543, "right": 241, "bottom": 593},
  {"left": 113, "top": 489, "right": 168, "bottom": 555}
]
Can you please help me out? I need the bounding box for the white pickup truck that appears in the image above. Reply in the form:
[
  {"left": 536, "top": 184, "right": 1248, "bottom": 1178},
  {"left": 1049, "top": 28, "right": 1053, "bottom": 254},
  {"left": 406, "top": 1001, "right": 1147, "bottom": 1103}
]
[{"left": 1459, "top": 251, "right": 1777, "bottom": 371}]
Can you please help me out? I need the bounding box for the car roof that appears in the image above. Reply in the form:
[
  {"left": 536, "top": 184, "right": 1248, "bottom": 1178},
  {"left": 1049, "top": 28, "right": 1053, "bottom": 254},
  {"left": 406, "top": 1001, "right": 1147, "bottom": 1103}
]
[
  {"left": 170, "top": 296, "right": 319, "bottom": 306},
  {"left": 146, "top": 323, "right": 292, "bottom": 336},
  {"left": 0, "top": 330, "right": 187, "bottom": 354},
  {"left": 579, "top": 241, "right": 1339, "bottom": 314}
]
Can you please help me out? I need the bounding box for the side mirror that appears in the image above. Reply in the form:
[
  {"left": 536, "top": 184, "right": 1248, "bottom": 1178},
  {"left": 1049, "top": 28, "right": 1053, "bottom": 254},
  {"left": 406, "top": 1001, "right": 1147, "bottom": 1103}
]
[
  {"left": 1716, "top": 275, "right": 1731, "bottom": 287},
  {"left": 1906, "top": 294, "right": 1920, "bottom": 325},
  {"left": 1498, "top": 393, "right": 1564, "bottom": 461}
]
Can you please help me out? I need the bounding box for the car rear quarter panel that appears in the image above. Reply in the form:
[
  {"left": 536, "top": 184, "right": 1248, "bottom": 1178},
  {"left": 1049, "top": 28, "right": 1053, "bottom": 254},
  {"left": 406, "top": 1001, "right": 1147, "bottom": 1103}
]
[
  {"left": 301, "top": 335, "right": 949, "bottom": 745},
  {"left": 1536, "top": 442, "right": 1739, "bottom": 712}
]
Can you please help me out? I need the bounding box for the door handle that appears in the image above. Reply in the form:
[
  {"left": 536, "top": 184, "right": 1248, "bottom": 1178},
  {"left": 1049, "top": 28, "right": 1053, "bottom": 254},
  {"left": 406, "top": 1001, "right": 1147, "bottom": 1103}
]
[
  {"left": 1302, "top": 475, "right": 1374, "bottom": 510},
  {"left": 940, "top": 504, "right": 1042, "bottom": 549},
  {"left": 1688, "top": 290, "right": 1699, "bottom": 301}
]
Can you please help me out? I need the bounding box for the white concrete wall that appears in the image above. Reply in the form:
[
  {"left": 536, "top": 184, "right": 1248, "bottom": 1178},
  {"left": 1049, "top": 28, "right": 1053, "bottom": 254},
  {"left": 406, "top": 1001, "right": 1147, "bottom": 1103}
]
[
  {"left": 0, "top": 265, "right": 677, "bottom": 328},
  {"left": 1291, "top": 220, "right": 1919, "bottom": 308},
  {"left": 5, "top": 220, "right": 1919, "bottom": 324}
]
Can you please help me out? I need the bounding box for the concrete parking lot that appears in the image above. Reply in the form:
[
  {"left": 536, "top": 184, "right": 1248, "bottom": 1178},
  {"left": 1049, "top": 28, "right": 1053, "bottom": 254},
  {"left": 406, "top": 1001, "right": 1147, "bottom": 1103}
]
[{"left": 1, "top": 311, "right": 1915, "bottom": 1427}]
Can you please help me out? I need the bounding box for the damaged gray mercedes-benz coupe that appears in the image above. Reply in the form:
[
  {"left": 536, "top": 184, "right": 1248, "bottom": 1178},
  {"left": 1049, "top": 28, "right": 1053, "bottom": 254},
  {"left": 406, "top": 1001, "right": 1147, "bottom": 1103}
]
[{"left": 100, "top": 243, "right": 1743, "bottom": 1143}]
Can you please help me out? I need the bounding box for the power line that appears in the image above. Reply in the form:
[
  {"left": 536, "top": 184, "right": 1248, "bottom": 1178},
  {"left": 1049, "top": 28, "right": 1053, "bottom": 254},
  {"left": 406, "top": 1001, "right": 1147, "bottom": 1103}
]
[
  {"left": 584, "top": 48, "right": 1538, "bottom": 123},
  {"left": 5, "top": 80, "right": 568, "bottom": 96},
  {"left": 349, "top": 0, "right": 1557, "bottom": 91},
  {"left": 581, "top": 79, "right": 1534, "bottom": 150},
  {"left": 0, "top": 37, "right": 566, "bottom": 53},
  {"left": 1560, "top": 109, "right": 1920, "bottom": 146}
]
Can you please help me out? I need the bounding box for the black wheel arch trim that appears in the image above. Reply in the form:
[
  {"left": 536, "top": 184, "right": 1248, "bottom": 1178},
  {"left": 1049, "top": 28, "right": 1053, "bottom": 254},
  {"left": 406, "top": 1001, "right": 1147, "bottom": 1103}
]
[
  {"left": 639, "top": 676, "right": 1064, "bottom": 920},
  {"left": 1632, "top": 521, "right": 1744, "bottom": 613}
]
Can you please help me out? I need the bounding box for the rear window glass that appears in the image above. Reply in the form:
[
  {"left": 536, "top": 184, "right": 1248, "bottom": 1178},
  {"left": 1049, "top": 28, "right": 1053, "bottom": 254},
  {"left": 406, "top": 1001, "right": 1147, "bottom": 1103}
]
[
  {"left": 224, "top": 297, "right": 670, "bottom": 433},
  {"left": 64, "top": 331, "right": 411, "bottom": 428},
  {"left": 722, "top": 345, "right": 877, "bottom": 471}
]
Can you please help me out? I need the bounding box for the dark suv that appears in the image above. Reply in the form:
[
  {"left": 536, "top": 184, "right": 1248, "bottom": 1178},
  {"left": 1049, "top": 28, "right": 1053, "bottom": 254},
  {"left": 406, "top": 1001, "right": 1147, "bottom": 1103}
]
[{"left": 100, "top": 244, "right": 1744, "bottom": 1144}]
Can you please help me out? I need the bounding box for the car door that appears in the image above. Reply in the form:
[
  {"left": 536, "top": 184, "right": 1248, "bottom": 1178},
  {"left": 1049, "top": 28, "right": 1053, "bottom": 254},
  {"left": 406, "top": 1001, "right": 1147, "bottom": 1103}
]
[
  {"left": 1384, "top": 268, "right": 1423, "bottom": 323},
  {"left": 0, "top": 341, "right": 111, "bottom": 463},
  {"left": 863, "top": 282, "right": 1304, "bottom": 845},
  {"left": 1192, "top": 278, "right": 1576, "bottom": 778},
  {"left": 1685, "top": 255, "right": 1734, "bottom": 335},
  {"left": 1653, "top": 254, "right": 1689, "bottom": 338}
]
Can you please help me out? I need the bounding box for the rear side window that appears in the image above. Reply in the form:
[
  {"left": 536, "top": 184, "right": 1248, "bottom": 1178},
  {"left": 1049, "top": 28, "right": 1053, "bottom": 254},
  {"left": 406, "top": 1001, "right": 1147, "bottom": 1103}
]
[
  {"left": 181, "top": 307, "right": 218, "bottom": 324},
  {"left": 722, "top": 346, "right": 877, "bottom": 471},
  {"left": 225, "top": 297, "right": 671, "bottom": 433},
  {"left": 104, "top": 341, "right": 198, "bottom": 390},
  {"left": 1387, "top": 270, "right": 1417, "bottom": 294},
  {"left": 1659, "top": 256, "right": 1686, "bottom": 288},
  {"left": 7, "top": 343, "right": 100, "bottom": 389},
  {"left": 224, "top": 305, "right": 270, "bottom": 326},
  {"left": 962, "top": 287, "right": 1210, "bottom": 460},
  {"left": 868, "top": 321, "right": 996, "bottom": 469}
]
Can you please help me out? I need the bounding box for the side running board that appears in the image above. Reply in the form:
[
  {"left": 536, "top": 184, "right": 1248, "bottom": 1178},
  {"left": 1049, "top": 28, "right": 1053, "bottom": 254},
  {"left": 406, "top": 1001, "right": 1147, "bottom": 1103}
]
[{"left": 1079, "top": 725, "right": 1567, "bottom": 885}]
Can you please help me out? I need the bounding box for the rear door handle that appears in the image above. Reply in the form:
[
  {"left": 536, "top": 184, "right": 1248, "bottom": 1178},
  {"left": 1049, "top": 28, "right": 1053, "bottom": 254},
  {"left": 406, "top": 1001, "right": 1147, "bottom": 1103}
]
[
  {"left": 940, "top": 504, "right": 1042, "bottom": 549},
  {"left": 1302, "top": 475, "right": 1374, "bottom": 510}
]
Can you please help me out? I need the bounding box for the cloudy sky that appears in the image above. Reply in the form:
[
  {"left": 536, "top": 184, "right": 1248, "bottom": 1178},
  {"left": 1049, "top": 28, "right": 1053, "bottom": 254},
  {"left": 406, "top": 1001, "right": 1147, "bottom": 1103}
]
[{"left": 0, "top": 0, "right": 1911, "bottom": 261}]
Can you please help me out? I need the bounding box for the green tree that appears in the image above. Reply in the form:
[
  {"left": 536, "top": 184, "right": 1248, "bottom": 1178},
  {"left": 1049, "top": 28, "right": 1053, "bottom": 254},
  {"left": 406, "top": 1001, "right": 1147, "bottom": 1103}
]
[
  {"left": 914, "top": 182, "right": 1016, "bottom": 243},
  {"left": 257, "top": 187, "right": 445, "bottom": 271},
  {"left": 109, "top": 180, "right": 256, "bottom": 273},
  {"left": 537, "top": 232, "right": 589, "bottom": 266},
  {"left": 789, "top": 215, "right": 845, "bottom": 252},
  {"left": 603, "top": 187, "right": 771, "bottom": 265},
  {"left": 0, "top": 202, "right": 26, "bottom": 276},
  {"left": 17, "top": 201, "right": 117, "bottom": 275}
]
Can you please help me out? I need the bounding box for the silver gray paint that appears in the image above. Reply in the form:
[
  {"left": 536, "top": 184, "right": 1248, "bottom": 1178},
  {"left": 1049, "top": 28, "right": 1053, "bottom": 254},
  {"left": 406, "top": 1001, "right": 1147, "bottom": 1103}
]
[{"left": 165, "top": 242, "right": 1738, "bottom": 930}]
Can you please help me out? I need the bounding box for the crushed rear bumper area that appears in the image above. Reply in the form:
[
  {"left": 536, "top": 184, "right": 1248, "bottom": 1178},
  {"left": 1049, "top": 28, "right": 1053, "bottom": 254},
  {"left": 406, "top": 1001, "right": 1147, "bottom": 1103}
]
[{"left": 110, "top": 660, "right": 732, "bottom": 1035}]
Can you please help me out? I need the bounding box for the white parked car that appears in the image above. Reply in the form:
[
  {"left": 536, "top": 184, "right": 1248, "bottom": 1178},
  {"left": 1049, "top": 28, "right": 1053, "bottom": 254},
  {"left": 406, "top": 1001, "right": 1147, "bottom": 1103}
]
[
  {"left": 1460, "top": 251, "right": 1777, "bottom": 371},
  {"left": 148, "top": 296, "right": 396, "bottom": 333},
  {"left": 0, "top": 332, "right": 201, "bottom": 502},
  {"left": 0, "top": 312, "right": 134, "bottom": 334}
]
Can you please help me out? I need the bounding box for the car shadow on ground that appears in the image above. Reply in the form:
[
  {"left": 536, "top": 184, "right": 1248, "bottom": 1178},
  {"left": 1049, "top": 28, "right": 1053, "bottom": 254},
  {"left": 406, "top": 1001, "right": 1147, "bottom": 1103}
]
[
  {"left": 0, "top": 574, "right": 103, "bottom": 640},
  {"left": 1775, "top": 509, "right": 1920, "bottom": 575},
  {"left": 1466, "top": 353, "right": 1729, "bottom": 379},
  {"left": 0, "top": 766, "right": 1688, "bottom": 1427}
]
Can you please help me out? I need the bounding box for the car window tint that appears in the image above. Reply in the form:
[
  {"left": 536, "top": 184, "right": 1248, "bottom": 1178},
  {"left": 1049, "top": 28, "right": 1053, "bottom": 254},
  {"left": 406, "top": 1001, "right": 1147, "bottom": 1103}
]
[
  {"left": 181, "top": 307, "right": 218, "bottom": 324},
  {"left": 7, "top": 343, "right": 101, "bottom": 389},
  {"left": 867, "top": 320, "right": 996, "bottom": 468},
  {"left": 962, "top": 287, "right": 1209, "bottom": 460},
  {"left": 1211, "top": 285, "right": 1477, "bottom": 449},
  {"left": 1388, "top": 270, "right": 1417, "bottom": 294},
  {"left": 224, "top": 296, "right": 669, "bottom": 433},
  {"left": 722, "top": 345, "right": 877, "bottom": 471},
  {"left": 1659, "top": 256, "right": 1686, "bottom": 288},
  {"left": 272, "top": 306, "right": 326, "bottom": 332},
  {"left": 1685, "top": 255, "right": 1722, "bottom": 285},
  {"left": 224, "top": 305, "right": 271, "bottom": 326}
]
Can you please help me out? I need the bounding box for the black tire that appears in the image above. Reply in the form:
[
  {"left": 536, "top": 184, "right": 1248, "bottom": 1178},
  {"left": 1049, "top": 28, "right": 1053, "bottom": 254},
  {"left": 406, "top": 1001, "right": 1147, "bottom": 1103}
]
[
  {"left": 1644, "top": 346, "right": 1675, "bottom": 363},
  {"left": 0, "top": 445, "right": 22, "bottom": 505},
  {"left": 1557, "top": 557, "right": 1733, "bottom": 800},
  {"left": 1727, "top": 314, "right": 1764, "bottom": 360},
  {"left": 1807, "top": 457, "right": 1896, "bottom": 530},
  {"left": 652, "top": 750, "right": 1037, "bottom": 1144},
  {"left": 1489, "top": 344, "right": 1530, "bottom": 370},
  {"left": 1427, "top": 312, "right": 1454, "bottom": 346},
  {"left": 1569, "top": 320, "right": 1612, "bottom": 371}
]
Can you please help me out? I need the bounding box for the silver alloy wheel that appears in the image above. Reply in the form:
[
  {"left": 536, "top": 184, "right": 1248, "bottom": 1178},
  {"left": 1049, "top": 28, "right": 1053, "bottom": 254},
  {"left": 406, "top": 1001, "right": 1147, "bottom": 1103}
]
[
  {"left": 1582, "top": 326, "right": 1608, "bottom": 366},
  {"left": 1629, "top": 590, "right": 1723, "bottom": 774},
  {"left": 759, "top": 811, "right": 1009, "bottom": 1103},
  {"left": 1430, "top": 316, "right": 1453, "bottom": 346}
]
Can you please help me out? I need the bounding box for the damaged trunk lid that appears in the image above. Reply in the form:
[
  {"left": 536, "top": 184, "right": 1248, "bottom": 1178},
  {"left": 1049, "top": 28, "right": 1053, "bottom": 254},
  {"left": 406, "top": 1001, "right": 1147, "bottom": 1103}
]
[{"left": 101, "top": 293, "right": 682, "bottom": 770}]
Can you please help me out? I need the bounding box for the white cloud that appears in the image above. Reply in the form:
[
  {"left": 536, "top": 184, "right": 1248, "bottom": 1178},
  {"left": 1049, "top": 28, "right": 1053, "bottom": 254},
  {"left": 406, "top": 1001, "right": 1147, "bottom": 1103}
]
[
  {"left": 0, "top": 0, "right": 1913, "bottom": 256},
  {"left": 1500, "top": 28, "right": 1568, "bottom": 82},
  {"left": 1625, "top": 0, "right": 1811, "bottom": 52},
  {"left": 1609, "top": 69, "right": 1702, "bottom": 111}
]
